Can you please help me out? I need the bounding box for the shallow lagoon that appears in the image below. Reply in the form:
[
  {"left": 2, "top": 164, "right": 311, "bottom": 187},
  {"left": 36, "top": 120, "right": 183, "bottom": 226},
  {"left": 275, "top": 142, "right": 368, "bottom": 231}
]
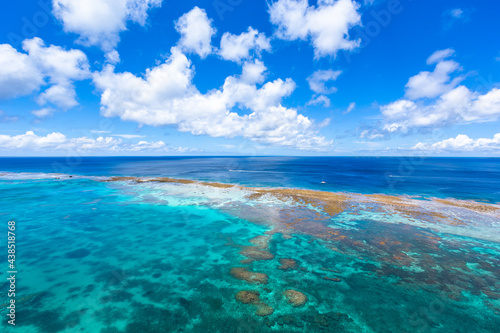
[{"left": 1, "top": 172, "right": 499, "bottom": 332}]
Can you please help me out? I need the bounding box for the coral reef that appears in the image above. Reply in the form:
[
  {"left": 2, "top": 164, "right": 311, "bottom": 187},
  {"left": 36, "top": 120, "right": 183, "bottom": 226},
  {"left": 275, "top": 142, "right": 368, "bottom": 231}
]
[
  {"left": 278, "top": 258, "right": 298, "bottom": 270},
  {"left": 283, "top": 289, "right": 307, "bottom": 307},
  {"left": 238, "top": 235, "right": 274, "bottom": 262},
  {"left": 230, "top": 268, "right": 269, "bottom": 284},
  {"left": 104, "top": 174, "right": 500, "bottom": 309},
  {"left": 239, "top": 248, "right": 275, "bottom": 261},
  {"left": 235, "top": 290, "right": 260, "bottom": 304},
  {"left": 235, "top": 290, "right": 274, "bottom": 317},
  {"left": 255, "top": 303, "right": 274, "bottom": 316},
  {"left": 435, "top": 198, "right": 500, "bottom": 213},
  {"left": 249, "top": 235, "right": 271, "bottom": 249}
]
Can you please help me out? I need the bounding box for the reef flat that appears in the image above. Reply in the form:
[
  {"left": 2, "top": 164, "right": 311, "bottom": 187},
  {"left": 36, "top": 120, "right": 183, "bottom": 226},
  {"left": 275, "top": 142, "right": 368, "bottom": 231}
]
[{"left": 105, "top": 175, "right": 500, "bottom": 242}]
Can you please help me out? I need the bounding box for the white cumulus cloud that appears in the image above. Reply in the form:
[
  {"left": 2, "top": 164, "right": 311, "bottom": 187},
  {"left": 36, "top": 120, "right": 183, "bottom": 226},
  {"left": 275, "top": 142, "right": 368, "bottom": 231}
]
[
  {"left": 36, "top": 84, "right": 78, "bottom": 110},
  {"left": 93, "top": 47, "right": 331, "bottom": 150},
  {"left": 105, "top": 50, "right": 121, "bottom": 64},
  {"left": 307, "top": 69, "right": 342, "bottom": 94},
  {"left": 31, "top": 108, "right": 56, "bottom": 118},
  {"left": 0, "top": 131, "right": 190, "bottom": 153},
  {"left": 175, "top": 7, "right": 216, "bottom": 58},
  {"left": 0, "top": 38, "right": 90, "bottom": 111},
  {"left": 427, "top": 48, "right": 455, "bottom": 65},
  {"left": 306, "top": 95, "right": 331, "bottom": 107},
  {"left": 306, "top": 69, "right": 341, "bottom": 107},
  {"left": 269, "top": 0, "right": 362, "bottom": 58},
  {"left": 219, "top": 27, "right": 271, "bottom": 63},
  {"left": 412, "top": 133, "right": 500, "bottom": 152},
  {"left": 52, "top": 0, "right": 162, "bottom": 52},
  {"left": 0, "top": 131, "right": 118, "bottom": 150},
  {"left": 129, "top": 140, "right": 166, "bottom": 151},
  {"left": 0, "top": 44, "right": 44, "bottom": 99},
  {"left": 405, "top": 50, "right": 463, "bottom": 100},
  {"left": 241, "top": 60, "right": 267, "bottom": 84},
  {"left": 0, "top": 131, "right": 67, "bottom": 149},
  {"left": 379, "top": 50, "right": 500, "bottom": 133}
]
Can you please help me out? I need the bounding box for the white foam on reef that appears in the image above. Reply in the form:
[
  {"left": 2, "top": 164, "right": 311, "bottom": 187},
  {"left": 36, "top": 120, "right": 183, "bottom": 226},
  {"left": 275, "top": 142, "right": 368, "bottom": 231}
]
[
  {"left": 123, "top": 179, "right": 500, "bottom": 243},
  {"left": 0, "top": 171, "right": 78, "bottom": 180},
  {"left": 3, "top": 171, "right": 500, "bottom": 243},
  {"left": 102, "top": 176, "right": 299, "bottom": 210},
  {"left": 329, "top": 195, "right": 500, "bottom": 243},
  {"left": 112, "top": 179, "right": 264, "bottom": 208},
  {"left": 0, "top": 172, "right": 117, "bottom": 183}
]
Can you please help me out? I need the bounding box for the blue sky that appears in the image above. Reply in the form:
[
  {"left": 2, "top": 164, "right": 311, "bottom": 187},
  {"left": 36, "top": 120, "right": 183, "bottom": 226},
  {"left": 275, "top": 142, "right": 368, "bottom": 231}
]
[{"left": 0, "top": 0, "right": 499, "bottom": 156}]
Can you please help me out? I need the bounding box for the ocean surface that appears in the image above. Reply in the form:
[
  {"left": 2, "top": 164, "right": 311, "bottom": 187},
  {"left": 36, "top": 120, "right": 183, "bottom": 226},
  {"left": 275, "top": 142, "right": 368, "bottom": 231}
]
[
  {"left": 1, "top": 156, "right": 499, "bottom": 202},
  {"left": 1, "top": 157, "right": 499, "bottom": 332}
]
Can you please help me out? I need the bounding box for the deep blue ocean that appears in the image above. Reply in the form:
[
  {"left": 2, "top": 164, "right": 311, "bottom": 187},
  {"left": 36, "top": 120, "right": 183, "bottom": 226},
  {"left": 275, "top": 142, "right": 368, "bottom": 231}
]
[
  {"left": 1, "top": 156, "right": 499, "bottom": 202},
  {"left": 1, "top": 157, "right": 499, "bottom": 332}
]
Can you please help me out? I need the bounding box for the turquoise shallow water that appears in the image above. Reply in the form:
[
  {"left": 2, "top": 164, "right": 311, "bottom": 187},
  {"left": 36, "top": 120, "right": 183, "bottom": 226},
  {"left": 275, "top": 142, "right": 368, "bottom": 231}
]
[{"left": 1, "top": 175, "right": 500, "bottom": 332}]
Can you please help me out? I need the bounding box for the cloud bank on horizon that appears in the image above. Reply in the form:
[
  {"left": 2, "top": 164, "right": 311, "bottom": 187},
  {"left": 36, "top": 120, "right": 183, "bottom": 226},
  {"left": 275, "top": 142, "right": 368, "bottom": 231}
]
[{"left": 0, "top": 0, "right": 499, "bottom": 156}]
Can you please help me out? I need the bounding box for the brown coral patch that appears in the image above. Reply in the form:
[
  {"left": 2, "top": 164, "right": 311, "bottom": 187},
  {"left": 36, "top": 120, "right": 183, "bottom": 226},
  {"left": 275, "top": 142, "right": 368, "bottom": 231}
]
[
  {"left": 150, "top": 177, "right": 198, "bottom": 185},
  {"left": 234, "top": 290, "right": 274, "bottom": 317},
  {"left": 238, "top": 234, "right": 274, "bottom": 262},
  {"left": 235, "top": 290, "right": 260, "bottom": 304},
  {"left": 255, "top": 303, "right": 274, "bottom": 316},
  {"left": 283, "top": 289, "right": 307, "bottom": 307},
  {"left": 247, "top": 188, "right": 349, "bottom": 217},
  {"left": 199, "top": 181, "right": 236, "bottom": 189},
  {"left": 366, "top": 194, "right": 414, "bottom": 207},
  {"left": 436, "top": 199, "right": 500, "bottom": 214},
  {"left": 249, "top": 235, "right": 271, "bottom": 249},
  {"left": 235, "top": 291, "right": 274, "bottom": 316},
  {"left": 106, "top": 176, "right": 138, "bottom": 182},
  {"left": 364, "top": 194, "right": 454, "bottom": 224},
  {"left": 239, "top": 247, "right": 275, "bottom": 261},
  {"left": 230, "top": 267, "right": 269, "bottom": 284},
  {"left": 278, "top": 258, "right": 298, "bottom": 270}
]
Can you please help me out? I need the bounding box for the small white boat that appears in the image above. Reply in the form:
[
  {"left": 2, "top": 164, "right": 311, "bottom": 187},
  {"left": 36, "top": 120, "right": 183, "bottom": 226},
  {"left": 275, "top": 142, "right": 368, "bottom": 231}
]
[{"left": 321, "top": 179, "right": 326, "bottom": 184}]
